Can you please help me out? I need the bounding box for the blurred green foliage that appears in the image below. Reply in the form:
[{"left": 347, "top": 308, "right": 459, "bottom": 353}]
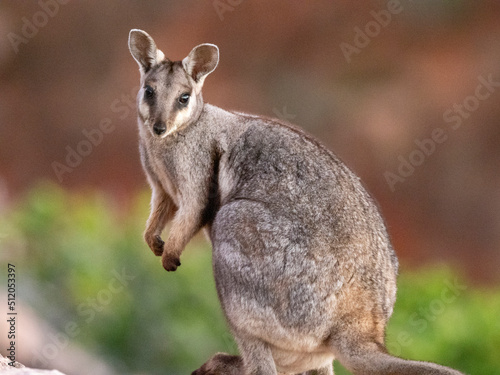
[{"left": 1, "top": 183, "right": 499, "bottom": 374}]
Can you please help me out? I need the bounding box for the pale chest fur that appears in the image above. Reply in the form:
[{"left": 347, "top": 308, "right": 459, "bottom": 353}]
[{"left": 143, "top": 135, "right": 181, "bottom": 206}]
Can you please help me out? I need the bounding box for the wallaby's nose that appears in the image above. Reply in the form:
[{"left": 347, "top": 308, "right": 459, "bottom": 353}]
[{"left": 153, "top": 121, "right": 166, "bottom": 136}]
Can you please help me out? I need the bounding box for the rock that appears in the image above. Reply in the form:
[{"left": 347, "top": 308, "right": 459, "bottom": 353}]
[{"left": 0, "top": 355, "right": 65, "bottom": 374}]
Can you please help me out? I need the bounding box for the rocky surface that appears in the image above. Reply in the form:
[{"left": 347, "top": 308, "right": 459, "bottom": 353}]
[{"left": 0, "top": 355, "right": 65, "bottom": 374}]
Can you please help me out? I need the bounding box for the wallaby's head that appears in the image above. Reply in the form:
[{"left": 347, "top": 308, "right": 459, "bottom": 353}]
[{"left": 128, "top": 29, "right": 219, "bottom": 138}]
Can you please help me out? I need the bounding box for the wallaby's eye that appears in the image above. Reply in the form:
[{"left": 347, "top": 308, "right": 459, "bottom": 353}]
[
  {"left": 178, "top": 93, "right": 190, "bottom": 106},
  {"left": 144, "top": 85, "right": 155, "bottom": 100}
]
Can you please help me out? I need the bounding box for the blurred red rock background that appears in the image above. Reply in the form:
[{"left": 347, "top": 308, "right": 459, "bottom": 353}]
[{"left": 1, "top": 1, "right": 499, "bottom": 283}]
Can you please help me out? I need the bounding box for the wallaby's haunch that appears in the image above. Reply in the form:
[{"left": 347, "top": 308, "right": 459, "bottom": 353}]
[{"left": 128, "top": 29, "right": 465, "bottom": 375}]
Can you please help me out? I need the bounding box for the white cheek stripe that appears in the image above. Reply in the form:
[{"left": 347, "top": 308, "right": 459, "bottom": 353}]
[
  {"left": 139, "top": 100, "right": 149, "bottom": 120},
  {"left": 161, "top": 124, "right": 179, "bottom": 138}
]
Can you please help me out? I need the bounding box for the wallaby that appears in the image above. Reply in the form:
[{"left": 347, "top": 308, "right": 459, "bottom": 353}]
[{"left": 128, "top": 29, "right": 465, "bottom": 375}]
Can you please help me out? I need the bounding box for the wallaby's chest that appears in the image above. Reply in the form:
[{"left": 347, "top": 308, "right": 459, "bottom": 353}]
[{"left": 144, "top": 139, "right": 180, "bottom": 206}]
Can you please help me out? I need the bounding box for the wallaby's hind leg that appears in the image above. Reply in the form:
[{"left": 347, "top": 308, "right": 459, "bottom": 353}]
[
  {"left": 191, "top": 353, "right": 243, "bottom": 375},
  {"left": 192, "top": 335, "right": 277, "bottom": 375},
  {"left": 191, "top": 355, "right": 333, "bottom": 375},
  {"left": 234, "top": 334, "right": 278, "bottom": 375}
]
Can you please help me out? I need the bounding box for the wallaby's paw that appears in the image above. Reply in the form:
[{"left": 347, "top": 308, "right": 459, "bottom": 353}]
[
  {"left": 152, "top": 235, "right": 165, "bottom": 256},
  {"left": 146, "top": 234, "right": 164, "bottom": 256},
  {"left": 162, "top": 253, "right": 181, "bottom": 271}
]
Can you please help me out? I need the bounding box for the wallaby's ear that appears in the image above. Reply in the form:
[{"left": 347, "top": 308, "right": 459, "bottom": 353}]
[
  {"left": 182, "top": 44, "right": 219, "bottom": 84},
  {"left": 128, "top": 29, "right": 165, "bottom": 73}
]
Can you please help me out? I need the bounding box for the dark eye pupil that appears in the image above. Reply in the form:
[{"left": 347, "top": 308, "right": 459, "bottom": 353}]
[
  {"left": 144, "top": 86, "right": 154, "bottom": 99},
  {"left": 179, "top": 93, "right": 190, "bottom": 105}
]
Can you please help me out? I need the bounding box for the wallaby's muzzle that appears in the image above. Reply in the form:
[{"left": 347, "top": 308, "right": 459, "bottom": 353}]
[{"left": 153, "top": 121, "right": 166, "bottom": 136}]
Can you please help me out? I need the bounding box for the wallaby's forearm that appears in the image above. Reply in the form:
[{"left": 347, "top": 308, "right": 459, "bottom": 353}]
[
  {"left": 144, "top": 185, "right": 176, "bottom": 256},
  {"left": 160, "top": 165, "right": 214, "bottom": 270},
  {"left": 161, "top": 207, "right": 202, "bottom": 271},
  {"left": 141, "top": 141, "right": 178, "bottom": 256}
]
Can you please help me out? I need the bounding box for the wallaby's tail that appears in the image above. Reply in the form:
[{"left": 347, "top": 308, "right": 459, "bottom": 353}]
[{"left": 334, "top": 341, "right": 465, "bottom": 375}]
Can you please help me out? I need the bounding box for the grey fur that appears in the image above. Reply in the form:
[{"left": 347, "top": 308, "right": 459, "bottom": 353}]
[{"left": 128, "top": 29, "right": 465, "bottom": 375}]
